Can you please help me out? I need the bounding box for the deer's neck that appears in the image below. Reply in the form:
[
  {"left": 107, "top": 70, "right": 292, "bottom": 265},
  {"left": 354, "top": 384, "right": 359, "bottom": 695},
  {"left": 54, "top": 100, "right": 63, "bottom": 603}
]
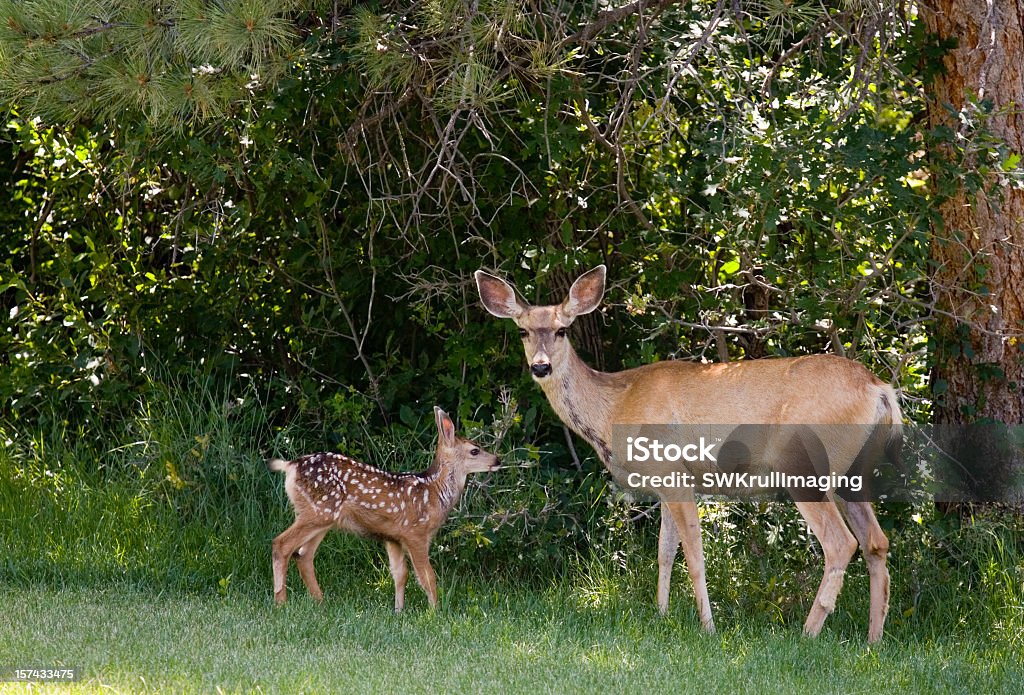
[
  {"left": 538, "top": 345, "right": 622, "bottom": 464},
  {"left": 421, "top": 458, "right": 466, "bottom": 517}
]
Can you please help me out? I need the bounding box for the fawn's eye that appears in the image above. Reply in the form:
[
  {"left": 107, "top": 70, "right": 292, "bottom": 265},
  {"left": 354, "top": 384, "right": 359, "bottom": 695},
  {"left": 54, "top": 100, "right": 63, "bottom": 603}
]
[
  {"left": 555, "top": 327, "right": 567, "bottom": 338},
  {"left": 470, "top": 448, "right": 480, "bottom": 456},
  {"left": 518, "top": 329, "right": 528, "bottom": 338}
]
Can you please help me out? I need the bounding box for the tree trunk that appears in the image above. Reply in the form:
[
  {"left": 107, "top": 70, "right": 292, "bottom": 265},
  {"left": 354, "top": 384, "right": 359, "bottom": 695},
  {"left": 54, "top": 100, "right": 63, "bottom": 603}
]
[{"left": 923, "top": 0, "right": 1024, "bottom": 506}]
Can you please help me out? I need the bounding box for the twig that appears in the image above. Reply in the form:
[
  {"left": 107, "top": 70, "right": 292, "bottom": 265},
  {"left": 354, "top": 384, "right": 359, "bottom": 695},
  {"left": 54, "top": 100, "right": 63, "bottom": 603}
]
[
  {"left": 567, "top": 0, "right": 682, "bottom": 45},
  {"left": 629, "top": 501, "right": 661, "bottom": 523},
  {"left": 29, "top": 195, "right": 55, "bottom": 286},
  {"left": 342, "top": 86, "right": 415, "bottom": 160},
  {"left": 316, "top": 218, "right": 387, "bottom": 421},
  {"left": 563, "top": 425, "right": 583, "bottom": 472},
  {"left": 714, "top": 327, "right": 730, "bottom": 363},
  {"left": 761, "top": 12, "right": 845, "bottom": 97},
  {"left": 576, "top": 93, "right": 656, "bottom": 232}
]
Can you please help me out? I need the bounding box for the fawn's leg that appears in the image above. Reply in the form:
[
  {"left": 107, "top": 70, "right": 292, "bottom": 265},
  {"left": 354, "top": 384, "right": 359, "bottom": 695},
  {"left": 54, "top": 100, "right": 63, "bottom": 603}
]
[
  {"left": 272, "top": 521, "right": 327, "bottom": 605},
  {"left": 385, "top": 540, "right": 409, "bottom": 612},
  {"left": 295, "top": 529, "right": 331, "bottom": 602},
  {"left": 404, "top": 539, "right": 438, "bottom": 609}
]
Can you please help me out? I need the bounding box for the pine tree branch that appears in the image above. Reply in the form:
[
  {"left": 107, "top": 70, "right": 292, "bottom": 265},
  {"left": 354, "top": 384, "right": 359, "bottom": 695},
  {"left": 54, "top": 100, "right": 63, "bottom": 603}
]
[
  {"left": 342, "top": 85, "right": 415, "bottom": 159},
  {"left": 761, "top": 11, "right": 850, "bottom": 97},
  {"left": 68, "top": 21, "right": 126, "bottom": 40},
  {"left": 567, "top": 0, "right": 682, "bottom": 45}
]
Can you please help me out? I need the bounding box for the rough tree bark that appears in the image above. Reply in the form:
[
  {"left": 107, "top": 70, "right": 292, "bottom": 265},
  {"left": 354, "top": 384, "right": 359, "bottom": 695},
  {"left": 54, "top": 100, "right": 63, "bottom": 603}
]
[{"left": 923, "top": 0, "right": 1024, "bottom": 506}]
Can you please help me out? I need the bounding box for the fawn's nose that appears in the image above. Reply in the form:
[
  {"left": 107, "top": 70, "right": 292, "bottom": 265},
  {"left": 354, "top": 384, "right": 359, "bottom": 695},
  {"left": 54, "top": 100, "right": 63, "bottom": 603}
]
[{"left": 531, "top": 362, "right": 552, "bottom": 378}]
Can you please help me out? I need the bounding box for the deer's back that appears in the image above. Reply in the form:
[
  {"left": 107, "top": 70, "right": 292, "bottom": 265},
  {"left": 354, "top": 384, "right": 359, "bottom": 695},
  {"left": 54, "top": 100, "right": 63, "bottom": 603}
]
[
  {"left": 612, "top": 354, "right": 888, "bottom": 425},
  {"left": 286, "top": 453, "right": 437, "bottom": 538}
]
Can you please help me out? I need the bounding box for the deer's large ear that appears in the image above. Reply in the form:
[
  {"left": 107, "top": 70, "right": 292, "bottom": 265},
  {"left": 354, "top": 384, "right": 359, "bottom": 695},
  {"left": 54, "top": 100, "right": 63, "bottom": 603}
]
[
  {"left": 434, "top": 406, "right": 456, "bottom": 445},
  {"left": 475, "top": 270, "right": 526, "bottom": 319},
  {"left": 562, "top": 265, "right": 606, "bottom": 319}
]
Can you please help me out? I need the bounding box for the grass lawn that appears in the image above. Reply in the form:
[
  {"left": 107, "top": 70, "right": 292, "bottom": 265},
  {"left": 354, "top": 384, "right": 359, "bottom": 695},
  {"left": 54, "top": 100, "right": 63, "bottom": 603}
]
[
  {"left": 3, "top": 439, "right": 1022, "bottom": 693},
  {"left": 1, "top": 582, "right": 1020, "bottom": 694}
]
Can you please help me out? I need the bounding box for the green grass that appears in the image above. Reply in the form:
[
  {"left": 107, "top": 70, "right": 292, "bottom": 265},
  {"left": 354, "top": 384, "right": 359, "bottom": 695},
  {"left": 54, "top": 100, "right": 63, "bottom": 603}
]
[
  {"left": 2, "top": 472, "right": 1022, "bottom": 695},
  {"left": 2, "top": 380, "right": 1022, "bottom": 693},
  {"left": 0, "top": 581, "right": 1015, "bottom": 695},
  {"left": 1, "top": 582, "right": 1020, "bottom": 694}
]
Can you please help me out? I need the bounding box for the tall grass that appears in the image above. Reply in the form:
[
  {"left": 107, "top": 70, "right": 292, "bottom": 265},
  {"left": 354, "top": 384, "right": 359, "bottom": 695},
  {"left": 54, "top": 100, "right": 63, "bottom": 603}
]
[{"left": 1, "top": 374, "right": 286, "bottom": 591}]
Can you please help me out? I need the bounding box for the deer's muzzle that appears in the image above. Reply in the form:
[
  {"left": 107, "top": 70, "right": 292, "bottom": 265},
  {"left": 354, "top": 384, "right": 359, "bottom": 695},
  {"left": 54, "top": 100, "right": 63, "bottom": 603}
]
[{"left": 531, "top": 363, "right": 552, "bottom": 378}]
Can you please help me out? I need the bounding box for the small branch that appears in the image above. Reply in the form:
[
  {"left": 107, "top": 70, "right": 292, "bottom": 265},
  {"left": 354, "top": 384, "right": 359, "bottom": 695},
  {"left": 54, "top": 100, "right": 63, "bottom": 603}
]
[
  {"left": 667, "top": 318, "right": 772, "bottom": 336},
  {"left": 567, "top": 0, "right": 682, "bottom": 45},
  {"left": 827, "top": 324, "right": 846, "bottom": 358},
  {"left": 651, "top": 0, "right": 725, "bottom": 124},
  {"left": 629, "top": 501, "right": 661, "bottom": 523},
  {"left": 713, "top": 327, "right": 730, "bottom": 363},
  {"left": 29, "top": 195, "right": 55, "bottom": 286},
  {"left": 563, "top": 425, "right": 583, "bottom": 472},
  {"left": 69, "top": 21, "right": 127, "bottom": 40},
  {"left": 342, "top": 86, "right": 415, "bottom": 159},
  {"left": 316, "top": 218, "right": 387, "bottom": 421},
  {"left": 761, "top": 12, "right": 844, "bottom": 97},
  {"left": 576, "top": 93, "right": 656, "bottom": 232}
]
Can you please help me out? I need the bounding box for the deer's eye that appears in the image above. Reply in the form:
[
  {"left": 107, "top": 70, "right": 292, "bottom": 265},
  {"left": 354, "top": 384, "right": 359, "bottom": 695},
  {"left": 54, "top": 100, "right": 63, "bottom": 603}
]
[
  {"left": 555, "top": 327, "right": 567, "bottom": 338},
  {"left": 470, "top": 448, "right": 480, "bottom": 456},
  {"left": 518, "top": 329, "right": 528, "bottom": 338}
]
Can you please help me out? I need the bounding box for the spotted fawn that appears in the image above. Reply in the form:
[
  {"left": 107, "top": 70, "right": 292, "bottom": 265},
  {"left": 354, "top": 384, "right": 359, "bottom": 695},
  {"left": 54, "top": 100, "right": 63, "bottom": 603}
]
[{"left": 269, "top": 406, "right": 499, "bottom": 610}]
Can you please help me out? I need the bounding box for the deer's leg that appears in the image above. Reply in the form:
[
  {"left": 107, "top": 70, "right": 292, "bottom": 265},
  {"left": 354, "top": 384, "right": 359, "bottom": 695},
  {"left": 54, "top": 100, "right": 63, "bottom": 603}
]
[
  {"left": 272, "top": 521, "right": 327, "bottom": 605},
  {"left": 835, "top": 499, "right": 890, "bottom": 643},
  {"left": 385, "top": 540, "right": 409, "bottom": 612},
  {"left": 295, "top": 528, "right": 331, "bottom": 602},
  {"left": 405, "top": 539, "right": 438, "bottom": 609},
  {"left": 657, "top": 507, "right": 680, "bottom": 615},
  {"left": 664, "top": 497, "right": 714, "bottom": 633},
  {"left": 795, "top": 499, "right": 858, "bottom": 638}
]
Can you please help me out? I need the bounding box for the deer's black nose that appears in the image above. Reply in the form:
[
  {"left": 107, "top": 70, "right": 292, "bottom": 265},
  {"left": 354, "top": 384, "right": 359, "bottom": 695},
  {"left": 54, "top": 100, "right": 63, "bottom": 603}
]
[{"left": 531, "top": 363, "right": 552, "bottom": 378}]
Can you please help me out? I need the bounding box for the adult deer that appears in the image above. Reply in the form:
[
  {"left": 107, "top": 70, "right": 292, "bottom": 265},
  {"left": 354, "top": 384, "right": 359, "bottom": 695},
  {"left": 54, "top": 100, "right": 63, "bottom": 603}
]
[
  {"left": 475, "top": 265, "right": 900, "bottom": 642},
  {"left": 270, "top": 406, "right": 499, "bottom": 610}
]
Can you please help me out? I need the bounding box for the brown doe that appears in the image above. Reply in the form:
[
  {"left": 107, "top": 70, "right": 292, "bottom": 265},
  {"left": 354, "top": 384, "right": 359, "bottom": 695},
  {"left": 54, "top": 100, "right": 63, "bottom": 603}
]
[
  {"left": 475, "top": 265, "right": 901, "bottom": 642},
  {"left": 269, "top": 406, "right": 499, "bottom": 610}
]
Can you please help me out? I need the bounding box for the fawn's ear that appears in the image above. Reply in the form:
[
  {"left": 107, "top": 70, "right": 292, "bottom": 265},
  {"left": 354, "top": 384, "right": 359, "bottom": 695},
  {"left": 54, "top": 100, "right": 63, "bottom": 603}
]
[
  {"left": 434, "top": 406, "right": 456, "bottom": 446},
  {"left": 561, "top": 265, "right": 606, "bottom": 320},
  {"left": 475, "top": 270, "right": 527, "bottom": 319}
]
